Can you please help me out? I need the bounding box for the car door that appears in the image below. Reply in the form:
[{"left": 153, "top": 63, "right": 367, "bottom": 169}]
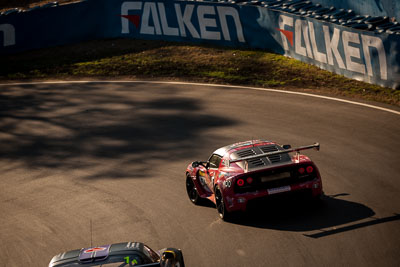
[{"left": 206, "top": 154, "right": 222, "bottom": 192}]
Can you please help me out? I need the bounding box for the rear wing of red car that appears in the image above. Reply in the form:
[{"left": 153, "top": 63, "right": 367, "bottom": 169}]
[{"left": 229, "top": 142, "right": 320, "bottom": 166}]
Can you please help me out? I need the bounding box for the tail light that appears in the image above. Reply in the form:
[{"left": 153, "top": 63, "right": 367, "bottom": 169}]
[
  {"left": 246, "top": 177, "right": 253, "bottom": 184},
  {"left": 298, "top": 167, "right": 305, "bottom": 174},
  {"left": 236, "top": 178, "right": 245, "bottom": 186},
  {"left": 306, "top": 166, "right": 314, "bottom": 173}
]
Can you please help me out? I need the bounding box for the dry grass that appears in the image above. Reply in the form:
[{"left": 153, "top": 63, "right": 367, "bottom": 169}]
[
  {"left": 1, "top": 1, "right": 399, "bottom": 106},
  {"left": 1, "top": 38, "right": 399, "bottom": 106}
]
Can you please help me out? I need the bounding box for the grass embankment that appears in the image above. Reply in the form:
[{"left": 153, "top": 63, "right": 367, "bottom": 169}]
[{"left": 1, "top": 38, "right": 399, "bottom": 106}]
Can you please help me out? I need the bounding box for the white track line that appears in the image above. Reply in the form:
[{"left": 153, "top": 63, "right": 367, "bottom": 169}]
[{"left": 1, "top": 80, "right": 399, "bottom": 116}]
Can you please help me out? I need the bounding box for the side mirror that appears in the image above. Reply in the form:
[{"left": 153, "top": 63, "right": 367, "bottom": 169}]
[
  {"left": 283, "top": 144, "right": 291, "bottom": 150},
  {"left": 192, "top": 161, "right": 199, "bottom": 168}
]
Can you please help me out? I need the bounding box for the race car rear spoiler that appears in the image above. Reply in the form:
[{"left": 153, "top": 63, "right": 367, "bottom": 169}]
[{"left": 229, "top": 142, "right": 320, "bottom": 165}]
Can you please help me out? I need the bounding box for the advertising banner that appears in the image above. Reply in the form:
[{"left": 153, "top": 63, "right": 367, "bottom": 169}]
[{"left": 0, "top": 0, "right": 399, "bottom": 89}]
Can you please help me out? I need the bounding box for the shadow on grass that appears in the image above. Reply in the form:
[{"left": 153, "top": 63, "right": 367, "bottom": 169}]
[{"left": 0, "top": 82, "right": 237, "bottom": 179}]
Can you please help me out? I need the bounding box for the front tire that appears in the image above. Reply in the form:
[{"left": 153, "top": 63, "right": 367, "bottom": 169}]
[
  {"left": 215, "top": 187, "right": 232, "bottom": 221},
  {"left": 186, "top": 175, "right": 200, "bottom": 205}
]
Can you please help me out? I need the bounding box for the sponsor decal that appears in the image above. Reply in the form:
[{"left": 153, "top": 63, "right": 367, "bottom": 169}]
[
  {"left": 83, "top": 247, "right": 106, "bottom": 253},
  {"left": 0, "top": 24, "right": 15, "bottom": 47},
  {"left": 198, "top": 170, "right": 207, "bottom": 187},
  {"left": 219, "top": 171, "right": 232, "bottom": 179},
  {"left": 80, "top": 245, "right": 111, "bottom": 262},
  {"left": 277, "top": 14, "right": 387, "bottom": 80},
  {"left": 121, "top": 1, "right": 245, "bottom": 43}
]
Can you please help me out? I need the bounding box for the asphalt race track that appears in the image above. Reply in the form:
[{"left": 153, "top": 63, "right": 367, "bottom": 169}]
[{"left": 0, "top": 81, "right": 399, "bottom": 267}]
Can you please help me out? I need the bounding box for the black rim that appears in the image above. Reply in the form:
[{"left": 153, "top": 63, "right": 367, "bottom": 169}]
[
  {"left": 186, "top": 177, "right": 198, "bottom": 202},
  {"left": 215, "top": 189, "right": 224, "bottom": 218}
]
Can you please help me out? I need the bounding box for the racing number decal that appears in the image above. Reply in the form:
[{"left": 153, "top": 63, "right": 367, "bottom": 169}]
[
  {"left": 123, "top": 256, "right": 138, "bottom": 266},
  {"left": 223, "top": 180, "right": 232, "bottom": 188}
]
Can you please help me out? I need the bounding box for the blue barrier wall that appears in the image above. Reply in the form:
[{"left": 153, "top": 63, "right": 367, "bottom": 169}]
[{"left": 0, "top": 0, "right": 399, "bottom": 89}]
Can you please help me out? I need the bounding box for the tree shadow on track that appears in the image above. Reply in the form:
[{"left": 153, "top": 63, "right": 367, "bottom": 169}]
[
  {"left": 0, "top": 82, "right": 237, "bottom": 179},
  {"left": 223, "top": 193, "right": 398, "bottom": 237}
]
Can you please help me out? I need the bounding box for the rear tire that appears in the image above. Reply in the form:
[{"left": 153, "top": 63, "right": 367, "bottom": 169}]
[
  {"left": 186, "top": 175, "right": 200, "bottom": 205},
  {"left": 215, "top": 187, "right": 232, "bottom": 221}
]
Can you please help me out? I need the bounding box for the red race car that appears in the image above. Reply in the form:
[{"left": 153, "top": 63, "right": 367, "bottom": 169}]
[{"left": 185, "top": 140, "right": 323, "bottom": 220}]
